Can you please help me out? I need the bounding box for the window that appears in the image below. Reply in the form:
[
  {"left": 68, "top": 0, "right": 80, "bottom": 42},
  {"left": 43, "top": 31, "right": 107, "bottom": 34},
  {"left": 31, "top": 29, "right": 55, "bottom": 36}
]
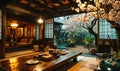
[
  {"left": 44, "top": 19, "right": 53, "bottom": 38},
  {"left": 99, "top": 18, "right": 117, "bottom": 39}
]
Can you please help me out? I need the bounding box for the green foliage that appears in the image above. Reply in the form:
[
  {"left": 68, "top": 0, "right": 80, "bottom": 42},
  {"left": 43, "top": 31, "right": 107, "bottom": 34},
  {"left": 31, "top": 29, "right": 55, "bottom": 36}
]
[
  {"left": 118, "top": 51, "right": 120, "bottom": 57},
  {"left": 85, "top": 34, "right": 95, "bottom": 44}
]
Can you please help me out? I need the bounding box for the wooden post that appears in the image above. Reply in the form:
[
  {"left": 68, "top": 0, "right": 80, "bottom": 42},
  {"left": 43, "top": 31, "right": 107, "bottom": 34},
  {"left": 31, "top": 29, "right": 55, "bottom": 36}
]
[{"left": 0, "top": 7, "right": 6, "bottom": 59}]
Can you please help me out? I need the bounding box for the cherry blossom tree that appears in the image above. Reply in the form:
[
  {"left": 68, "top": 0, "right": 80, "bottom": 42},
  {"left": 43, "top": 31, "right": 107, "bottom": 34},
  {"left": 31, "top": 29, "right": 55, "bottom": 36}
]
[
  {"left": 72, "top": 0, "right": 120, "bottom": 49},
  {"left": 62, "top": 14, "right": 88, "bottom": 44}
]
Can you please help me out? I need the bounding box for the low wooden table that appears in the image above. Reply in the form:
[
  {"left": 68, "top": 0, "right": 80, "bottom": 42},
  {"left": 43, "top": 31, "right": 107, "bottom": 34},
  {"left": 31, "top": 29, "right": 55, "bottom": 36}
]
[{"left": 0, "top": 51, "right": 82, "bottom": 71}]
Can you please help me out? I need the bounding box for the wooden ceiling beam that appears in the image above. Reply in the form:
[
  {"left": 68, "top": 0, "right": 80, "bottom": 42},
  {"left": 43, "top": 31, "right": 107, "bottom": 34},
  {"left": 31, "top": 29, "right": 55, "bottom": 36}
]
[
  {"left": 28, "top": 0, "right": 60, "bottom": 15},
  {"left": 6, "top": 9, "right": 36, "bottom": 23},
  {"left": 6, "top": 4, "right": 38, "bottom": 18},
  {"left": 3, "top": 0, "right": 82, "bottom": 19},
  {"left": 55, "top": 2, "right": 77, "bottom": 10},
  {"left": 0, "top": 0, "right": 12, "bottom": 6},
  {"left": 7, "top": 1, "right": 48, "bottom": 18}
]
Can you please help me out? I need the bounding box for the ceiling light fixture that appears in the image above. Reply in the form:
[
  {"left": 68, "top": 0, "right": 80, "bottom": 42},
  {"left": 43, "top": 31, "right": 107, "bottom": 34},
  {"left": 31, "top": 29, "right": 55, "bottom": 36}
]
[
  {"left": 37, "top": 18, "right": 44, "bottom": 24},
  {"left": 10, "top": 20, "right": 19, "bottom": 29}
]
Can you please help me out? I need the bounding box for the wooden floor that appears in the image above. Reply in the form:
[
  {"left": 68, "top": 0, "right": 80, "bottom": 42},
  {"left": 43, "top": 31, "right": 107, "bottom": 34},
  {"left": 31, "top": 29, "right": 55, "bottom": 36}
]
[
  {"left": 67, "top": 56, "right": 101, "bottom": 71},
  {"left": 5, "top": 45, "right": 101, "bottom": 71}
]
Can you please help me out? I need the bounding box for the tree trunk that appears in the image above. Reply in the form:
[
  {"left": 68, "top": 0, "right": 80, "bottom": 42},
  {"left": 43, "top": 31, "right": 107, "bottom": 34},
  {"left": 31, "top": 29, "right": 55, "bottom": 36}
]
[
  {"left": 88, "top": 19, "right": 98, "bottom": 46},
  {"left": 116, "top": 29, "right": 120, "bottom": 52},
  {"left": 82, "top": 19, "right": 98, "bottom": 47},
  {"left": 88, "top": 28, "right": 98, "bottom": 45}
]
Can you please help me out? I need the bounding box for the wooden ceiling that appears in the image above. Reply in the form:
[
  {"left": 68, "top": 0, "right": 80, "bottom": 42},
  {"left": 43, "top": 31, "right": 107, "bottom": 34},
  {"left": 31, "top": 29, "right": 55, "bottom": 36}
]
[{"left": 1, "top": 0, "right": 82, "bottom": 20}]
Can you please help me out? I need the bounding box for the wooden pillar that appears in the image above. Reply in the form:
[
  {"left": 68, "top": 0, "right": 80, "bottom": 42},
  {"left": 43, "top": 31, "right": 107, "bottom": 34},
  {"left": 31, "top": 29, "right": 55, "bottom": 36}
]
[
  {"left": 36, "top": 24, "right": 39, "bottom": 40},
  {"left": 36, "top": 23, "right": 44, "bottom": 40},
  {"left": 0, "top": 9, "right": 3, "bottom": 59},
  {"left": 0, "top": 7, "right": 6, "bottom": 59},
  {"left": 39, "top": 23, "right": 43, "bottom": 39}
]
